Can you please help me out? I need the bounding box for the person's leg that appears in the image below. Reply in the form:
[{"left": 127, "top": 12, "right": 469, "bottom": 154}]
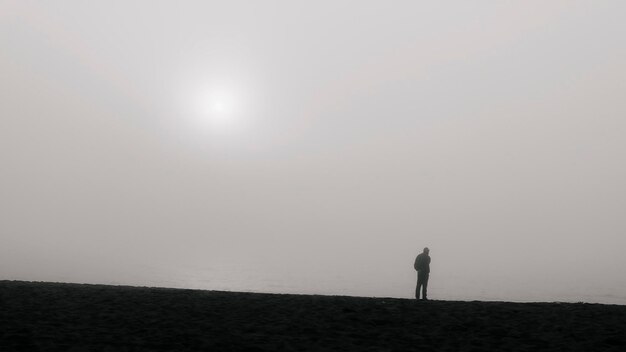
[
  {"left": 417, "top": 272, "right": 425, "bottom": 299},
  {"left": 415, "top": 272, "right": 420, "bottom": 299},
  {"left": 422, "top": 274, "right": 429, "bottom": 300}
]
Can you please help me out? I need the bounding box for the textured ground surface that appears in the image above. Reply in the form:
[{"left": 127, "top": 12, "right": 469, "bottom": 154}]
[{"left": 1, "top": 280, "right": 625, "bottom": 351}]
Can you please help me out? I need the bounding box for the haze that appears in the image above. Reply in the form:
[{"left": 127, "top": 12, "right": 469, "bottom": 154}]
[{"left": 2, "top": 1, "right": 625, "bottom": 304}]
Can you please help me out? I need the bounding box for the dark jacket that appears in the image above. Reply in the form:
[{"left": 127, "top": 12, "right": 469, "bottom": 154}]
[{"left": 414, "top": 253, "right": 431, "bottom": 273}]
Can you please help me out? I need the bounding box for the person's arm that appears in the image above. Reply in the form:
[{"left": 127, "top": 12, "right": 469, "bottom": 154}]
[{"left": 414, "top": 256, "right": 419, "bottom": 271}]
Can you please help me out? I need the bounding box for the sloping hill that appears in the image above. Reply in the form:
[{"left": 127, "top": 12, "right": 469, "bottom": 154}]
[{"left": 1, "top": 280, "right": 625, "bottom": 351}]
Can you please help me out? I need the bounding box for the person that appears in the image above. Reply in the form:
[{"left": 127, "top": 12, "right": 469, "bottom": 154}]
[{"left": 414, "top": 247, "right": 431, "bottom": 300}]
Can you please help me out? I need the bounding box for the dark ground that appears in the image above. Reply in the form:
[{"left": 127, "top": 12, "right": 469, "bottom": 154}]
[{"left": 1, "top": 280, "right": 625, "bottom": 351}]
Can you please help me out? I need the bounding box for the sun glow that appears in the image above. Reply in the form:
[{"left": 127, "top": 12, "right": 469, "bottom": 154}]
[
  {"left": 176, "top": 67, "right": 258, "bottom": 142},
  {"left": 189, "top": 86, "right": 244, "bottom": 132}
]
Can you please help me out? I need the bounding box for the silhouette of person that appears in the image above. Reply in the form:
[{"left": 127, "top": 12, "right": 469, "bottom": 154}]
[{"left": 414, "top": 247, "right": 431, "bottom": 300}]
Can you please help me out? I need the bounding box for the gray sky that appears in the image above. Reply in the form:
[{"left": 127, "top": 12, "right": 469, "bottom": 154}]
[{"left": 1, "top": 1, "right": 625, "bottom": 302}]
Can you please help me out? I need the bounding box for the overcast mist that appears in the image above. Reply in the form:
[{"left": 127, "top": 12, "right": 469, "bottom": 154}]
[{"left": 1, "top": 1, "right": 625, "bottom": 303}]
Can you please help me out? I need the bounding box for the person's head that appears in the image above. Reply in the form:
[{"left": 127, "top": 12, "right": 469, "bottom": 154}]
[{"left": 423, "top": 247, "right": 430, "bottom": 254}]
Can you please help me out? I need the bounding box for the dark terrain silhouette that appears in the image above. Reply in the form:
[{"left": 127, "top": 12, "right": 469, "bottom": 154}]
[{"left": 1, "top": 281, "right": 626, "bottom": 351}]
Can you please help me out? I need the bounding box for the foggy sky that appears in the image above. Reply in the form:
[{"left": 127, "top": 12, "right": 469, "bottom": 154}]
[{"left": 1, "top": 1, "right": 625, "bottom": 302}]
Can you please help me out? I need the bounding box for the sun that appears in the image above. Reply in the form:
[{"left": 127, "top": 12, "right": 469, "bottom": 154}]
[
  {"left": 192, "top": 90, "right": 241, "bottom": 131},
  {"left": 208, "top": 97, "right": 235, "bottom": 117},
  {"left": 212, "top": 101, "right": 227, "bottom": 113},
  {"left": 178, "top": 72, "right": 256, "bottom": 138}
]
